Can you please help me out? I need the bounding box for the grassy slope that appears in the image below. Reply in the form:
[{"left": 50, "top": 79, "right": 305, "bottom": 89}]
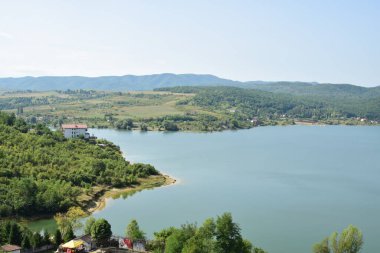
[
  {"left": 0, "top": 90, "right": 222, "bottom": 129},
  {"left": 1, "top": 87, "right": 379, "bottom": 132}
]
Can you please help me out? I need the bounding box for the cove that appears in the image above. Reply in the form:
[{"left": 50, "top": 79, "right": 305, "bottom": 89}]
[{"left": 29, "top": 126, "right": 380, "bottom": 253}]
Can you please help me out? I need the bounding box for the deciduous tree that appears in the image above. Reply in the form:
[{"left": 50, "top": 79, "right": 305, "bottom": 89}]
[
  {"left": 91, "top": 218, "right": 112, "bottom": 247},
  {"left": 126, "top": 219, "right": 145, "bottom": 240}
]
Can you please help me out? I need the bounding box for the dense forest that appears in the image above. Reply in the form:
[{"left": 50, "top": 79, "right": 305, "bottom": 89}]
[
  {"left": 247, "top": 81, "right": 380, "bottom": 99},
  {"left": 0, "top": 111, "right": 159, "bottom": 218},
  {"left": 156, "top": 86, "right": 380, "bottom": 121}
]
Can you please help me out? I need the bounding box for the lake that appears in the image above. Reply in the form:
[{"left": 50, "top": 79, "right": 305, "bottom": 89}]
[{"left": 29, "top": 126, "right": 380, "bottom": 253}]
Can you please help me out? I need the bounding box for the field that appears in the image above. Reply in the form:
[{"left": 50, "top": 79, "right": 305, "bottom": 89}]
[
  {"left": 1, "top": 88, "right": 376, "bottom": 131},
  {"left": 0, "top": 90, "right": 228, "bottom": 130}
]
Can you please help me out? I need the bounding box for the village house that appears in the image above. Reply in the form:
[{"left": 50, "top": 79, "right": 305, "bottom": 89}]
[
  {"left": 1, "top": 245, "right": 21, "bottom": 253},
  {"left": 61, "top": 124, "right": 90, "bottom": 139},
  {"left": 76, "top": 235, "right": 96, "bottom": 252}
]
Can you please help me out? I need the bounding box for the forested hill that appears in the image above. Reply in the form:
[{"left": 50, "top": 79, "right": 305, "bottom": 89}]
[
  {"left": 0, "top": 112, "right": 159, "bottom": 218},
  {"left": 0, "top": 74, "right": 239, "bottom": 91},
  {"left": 247, "top": 81, "right": 380, "bottom": 99},
  {"left": 156, "top": 86, "right": 380, "bottom": 120},
  {"left": 0, "top": 74, "right": 378, "bottom": 94}
]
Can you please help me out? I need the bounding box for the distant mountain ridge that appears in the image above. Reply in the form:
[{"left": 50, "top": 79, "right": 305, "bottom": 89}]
[
  {"left": 0, "top": 74, "right": 240, "bottom": 91},
  {"left": 0, "top": 74, "right": 378, "bottom": 98}
]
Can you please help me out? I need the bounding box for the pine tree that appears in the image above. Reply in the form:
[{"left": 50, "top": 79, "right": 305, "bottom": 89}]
[
  {"left": 63, "top": 227, "right": 75, "bottom": 242},
  {"left": 54, "top": 229, "right": 63, "bottom": 246},
  {"left": 31, "top": 232, "right": 43, "bottom": 249},
  {"left": 21, "top": 235, "right": 32, "bottom": 249},
  {"left": 8, "top": 223, "right": 22, "bottom": 245},
  {"left": 43, "top": 229, "right": 51, "bottom": 245}
]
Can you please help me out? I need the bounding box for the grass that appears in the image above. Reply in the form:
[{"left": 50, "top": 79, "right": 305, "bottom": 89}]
[
  {"left": 4, "top": 90, "right": 372, "bottom": 131},
  {"left": 1, "top": 90, "right": 195, "bottom": 119},
  {"left": 0, "top": 90, "right": 230, "bottom": 130}
]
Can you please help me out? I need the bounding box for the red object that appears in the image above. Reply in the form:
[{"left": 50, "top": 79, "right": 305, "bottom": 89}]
[
  {"left": 61, "top": 124, "right": 88, "bottom": 129},
  {"left": 124, "top": 239, "right": 133, "bottom": 249}
]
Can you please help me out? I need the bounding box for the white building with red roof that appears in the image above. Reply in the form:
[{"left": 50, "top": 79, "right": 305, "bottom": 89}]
[{"left": 61, "top": 124, "right": 90, "bottom": 139}]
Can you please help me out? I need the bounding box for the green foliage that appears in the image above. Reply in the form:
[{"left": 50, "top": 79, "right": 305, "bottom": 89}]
[
  {"left": 84, "top": 216, "right": 97, "bottom": 235},
  {"left": 215, "top": 213, "right": 245, "bottom": 253},
  {"left": 140, "top": 123, "right": 148, "bottom": 131},
  {"left": 313, "top": 225, "right": 363, "bottom": 253},
  {"left": 21, "top": 234, "right": 32, "bottom": 249},
  {"left": 42, "top": 229, "right": 51, "bottom": 245},
  {"left": 91, "top": 218, "right": 112, "bottom": 247},
  {"left": 31, "top": 232, "right": 43, "bottom": 248},
  {"left": 164, "top": 224, "right": 197, "bottom": 253},
  {"left": 148, "top": 227, "right": 176, "bottom": 253},
  {"left": 54, "top": 207, "right": 86, "bottom": 234},
  {"left": 160, "top": 86, "right": 380, "bottom": 121},
  {"left": 252, "top": 246, "right": 268, "bottom": 253},
  {"left": 313, "top": 238, "right": 330, "bottom": 253},
  {"left": 4, "top": 86, "right": 378, "bottom": 132},
  {"left": 8, "top": 222, "right": 22, "bottom": 245},
  {"left": 148, "top": 213, "right": 262, "bottom": 253},
  {"left": 63, "top": 227, "right": 75, "bottom": 243},
  {"left": 182, "top": 219, "right": 217, "bottom": 253},
  {"left": 0, "top": 221, "right": 9, "bottom": 245},
  {"left": 126, "top": 219, "right": 145, "bottom": 240},
  {"left": 0, "top": 111, "right": 159, "bottom": 217},
  {"left": 54, "top": 229, "right": 63, "bottom": 246},
  {"left": 114, "top": 119, "right": 134, "bottom": 130},
  {"left": 161, "top": 121, "right": 179, "bottom": 131}
]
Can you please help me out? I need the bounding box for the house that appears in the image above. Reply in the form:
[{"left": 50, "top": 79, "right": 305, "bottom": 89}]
[
  {"left": 250, "top": 117, "right": 259, "bottom": 125},
  {"left": 75, "top": 235, "right": 96, "bottom": 252},
  {"left": 1, "top": 245, "right": 21, "bottom": 253},
  {"left": 61, "top": 124, "right": 90, "bottom": 139},
  {"left": 118, "top": 238, "right": 145, "bottom": 252}
]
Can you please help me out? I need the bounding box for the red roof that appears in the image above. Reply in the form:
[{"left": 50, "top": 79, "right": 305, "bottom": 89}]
[
  {"left": 1, "top": 245, "right": 21, "bottom": 252},
  {"left": 61, "top": 124, "right": 88, "bottom": 129}
]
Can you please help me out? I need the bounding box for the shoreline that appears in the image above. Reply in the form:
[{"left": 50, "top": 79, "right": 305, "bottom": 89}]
[
  {"left": 89, "top": 121, "right": 379, "bottom": 133},
  {"left": 85, "top": 174, "right": 177, "bottom": 214},
  {"left": 3, "top": 174, "right": 177, "bottom": 223}
]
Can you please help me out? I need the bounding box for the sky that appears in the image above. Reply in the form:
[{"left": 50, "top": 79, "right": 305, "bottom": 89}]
[{"left": 0, "top": 0, "right": 379, "bottom": 87}]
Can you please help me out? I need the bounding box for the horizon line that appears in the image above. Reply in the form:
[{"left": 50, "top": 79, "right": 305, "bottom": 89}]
[{"left": 0, "top": 73, "right": 378, "bottom": 88}]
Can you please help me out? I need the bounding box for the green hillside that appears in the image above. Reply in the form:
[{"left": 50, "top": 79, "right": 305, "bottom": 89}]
[
  {"left": 247, "top": 81, "right": 380, "bottom": 99},
  {"left": 0, "top": 112, "right": 159, "bottom": 218},
  {"left": 157, "top": 86, "right": 380, "bottom": 120}
]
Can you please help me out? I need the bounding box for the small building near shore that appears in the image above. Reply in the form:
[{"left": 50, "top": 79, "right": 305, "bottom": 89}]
[
  {"left": 61, "top": 124, "right": 90, "bottom": 139},
  {"left": 76, "top": 235, "right": 96, "bottom": 252},
  {"left": 1, "top": 244, "right": 21, "bottom": 253}
]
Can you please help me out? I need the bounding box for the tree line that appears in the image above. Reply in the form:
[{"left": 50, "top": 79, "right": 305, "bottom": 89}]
[
  {"left": 1, "top": 209, "right": 364, "bottom": 253},
  {"left": 156, "top": 86, "right": 380, "bottom": 121},
  {"left": 0, "top": 221, "right": 58, "bottom": 250}
]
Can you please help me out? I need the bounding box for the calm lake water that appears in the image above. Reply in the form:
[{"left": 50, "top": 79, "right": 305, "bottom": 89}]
[{"left": 29, "top": 126, "right": 380, "bottom": 253}]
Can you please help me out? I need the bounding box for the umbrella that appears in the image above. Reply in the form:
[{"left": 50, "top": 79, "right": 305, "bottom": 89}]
[{"left": 62, "top": 240, "right": 85, "bottom": 249}]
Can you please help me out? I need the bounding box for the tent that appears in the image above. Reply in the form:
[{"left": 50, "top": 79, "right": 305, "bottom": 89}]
[{"left": 62, "top": 240, "right": 85, "bottom": 249}]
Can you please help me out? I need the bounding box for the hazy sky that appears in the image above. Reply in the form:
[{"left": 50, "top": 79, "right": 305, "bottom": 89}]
[{"left": 0, "top": 0, "right": 379, "bottom": 86}]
